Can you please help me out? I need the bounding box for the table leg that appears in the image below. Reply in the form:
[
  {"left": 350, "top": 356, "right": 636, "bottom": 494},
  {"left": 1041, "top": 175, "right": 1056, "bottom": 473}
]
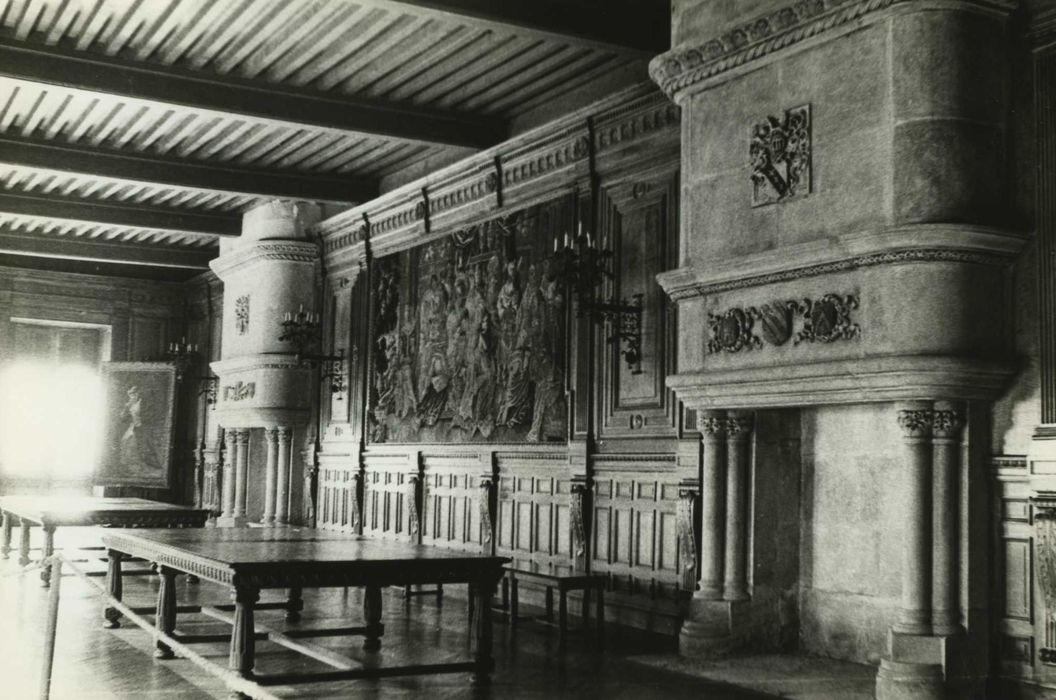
[
  {"left": 471, "top": 577, "right": 496, "bottom": 684},
  {"left": 103, "top": 550, "right": 123, "bottom": 629},
  {"left": 187, "top": 574, "right": 199, "bottom": 585},
  {"left": 545, "top": 586, "right": 554, "bottom": 620},
  {"left": 582, "top": 587, "right": 591, "bottom": 630},
  {"left": 596, "top": 587, "right": 605, "bottom": 641},
  {"left": 229, "top": 586, "right": 260, "bottom": 683},
  {"left": 1, "top": 511, "right": 11, "bottom": 559},
  {"left": 154, "top": 567, "right": 177, "bottom": 659},
  {"left": 40, "top": 526, "right": 55, "bottom": 587},
  {"left": 363, "top": 585, "right": 383, "bottom": 651},
  {"left": 18, "top": 518, "right": 31, "bottom": 567},
  {"left": 510, "top": 576, "right": 519, "bottom": 626},
  {"left": 286, "top": 586, "right": 303, "bottom": 622},
  {"left": 558, "top": 589, "right": 568, "bottom": 649}
]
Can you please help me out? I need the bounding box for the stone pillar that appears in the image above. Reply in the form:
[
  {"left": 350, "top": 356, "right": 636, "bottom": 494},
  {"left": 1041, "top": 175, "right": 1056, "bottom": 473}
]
[
  {"left": 895, "top": 402, "right": 934, "bottom": 636},
  {"left": 221, "top": 428, "right": 238, "bottom": 519},
  {"left": 931, "top": 402, "right": 964, "bottom": 636},
  {"left": 233, "top": 429, "right": 250, "bottom": 519},
  {"left": 723, "top": 412, "right": 753, "bottom": 602},
  {"left": 698, "top": 411, "right": 727, "bottom": 599},
  {"left": 262, "top": 428, "right": 279, "bottom": 525},
  {"left": 275, "top": 427, "right": 292, "bottom": 524}
]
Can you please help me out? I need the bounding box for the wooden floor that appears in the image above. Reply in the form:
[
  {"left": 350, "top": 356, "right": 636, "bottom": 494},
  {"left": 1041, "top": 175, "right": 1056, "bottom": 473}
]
[{"left": 0, "top": 542, "right": 764, "bottom": 699}]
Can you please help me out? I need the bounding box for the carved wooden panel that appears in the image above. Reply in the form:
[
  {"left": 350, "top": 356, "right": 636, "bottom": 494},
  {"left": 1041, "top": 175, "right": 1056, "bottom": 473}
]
[
  {"left": 1006, "top": 537, "right": 1034, "bottom": 622},
  {"left": 599, "top": 174, "right": 680, "bottom": 439},
  {"left": 421, "top": 453, "right": 487, "bottom": 552},
  {"left": 362, "top": 454, "right": 418, "bottom": 542},
  {"left": 995, "top": 456, "right": 1036, "bottom": 676},
  {"left": 591, "top": 460, "right": 686, "bottom": 598},
  {"left": 494, "top": 454, "right": 574, "bottom": 571},
  {"left": 368, "top": 197, "right": 571, "bottom": 444}
]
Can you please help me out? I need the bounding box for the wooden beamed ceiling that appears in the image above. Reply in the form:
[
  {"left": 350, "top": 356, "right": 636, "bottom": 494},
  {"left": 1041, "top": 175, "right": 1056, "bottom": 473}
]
[{"left": 0, "top": 0, "right": 666, "bottom": 275}]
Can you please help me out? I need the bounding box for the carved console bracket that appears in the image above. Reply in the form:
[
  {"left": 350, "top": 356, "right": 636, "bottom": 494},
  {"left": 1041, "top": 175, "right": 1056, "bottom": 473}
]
[
  {"left": 708, "top": 292, "right": 860, "bottom": 354},
  {"left": 751, "top": 105, "right": 811, "bottom": 206}
]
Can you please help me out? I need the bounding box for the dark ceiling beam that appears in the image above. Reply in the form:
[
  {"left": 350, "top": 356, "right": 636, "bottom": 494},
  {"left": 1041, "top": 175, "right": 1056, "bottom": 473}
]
[
  {"left": 0, "top": 192, "right": 240, "bottom": 238},
  {"left": 0, "top": 229, "right": 213, "bottom": 270},
  {"left": 0, "top": 134, "right": 375, "bottom": 203},
  {"left": 0, "top": 38, "right": 507, "bottom": 149},
  {"left": 366, "top": 0, "right": 669, "bottom": 56}
]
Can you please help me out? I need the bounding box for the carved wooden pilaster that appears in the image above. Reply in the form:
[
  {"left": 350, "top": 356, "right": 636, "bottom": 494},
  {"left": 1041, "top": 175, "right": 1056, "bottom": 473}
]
[
  {"left": 677, "top": 485, "right": 699, "bottom": 592},
  {"left": 479, "top": 476, "right": 494, "bottom": 552},
  {"left": 405, "top": 474, "right": 420, "bottom": 539},
  {"left": 350, "top": 471, "right": 363, "bottom": 534},
  {"left": 570, "top": 480, "right": 590, "bottom": 561}
]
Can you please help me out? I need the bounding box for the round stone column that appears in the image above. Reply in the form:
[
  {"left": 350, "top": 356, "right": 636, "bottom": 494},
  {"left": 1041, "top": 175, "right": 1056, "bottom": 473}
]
[
  {"left": 723, "top": 411, "right": 753, "bottom": 602},
  {"left": 895, "top": 402, "right": 934, "bottom": 635},
  {"left": 931, "top": 401, "right": 965, "bottom": 636},
  {"left": 698, "top": 411, "right": 727, "bottom": 599}
]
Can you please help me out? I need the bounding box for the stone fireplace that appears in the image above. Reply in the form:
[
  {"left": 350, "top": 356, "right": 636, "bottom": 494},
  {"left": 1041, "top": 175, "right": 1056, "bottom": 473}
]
[{"left": 209, "top": 200, "right": 321, "bottom": 526}]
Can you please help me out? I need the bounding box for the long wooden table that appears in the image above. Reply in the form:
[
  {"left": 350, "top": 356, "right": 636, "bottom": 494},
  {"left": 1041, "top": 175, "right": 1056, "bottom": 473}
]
[
  {"left": 0, "top": 496, "right": 209, "bottom": 586},
  {"left": 101, "top": 528, "right": 509, "bottom": 693}
]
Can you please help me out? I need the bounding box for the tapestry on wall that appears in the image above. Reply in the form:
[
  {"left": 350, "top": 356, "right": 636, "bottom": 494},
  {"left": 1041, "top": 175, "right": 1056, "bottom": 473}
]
[
  {"left": 95, "top": 361, "right": 177, "bottom": 488},
  {"left": 369, "top": 200, "right": 571, "bottom": 443}
]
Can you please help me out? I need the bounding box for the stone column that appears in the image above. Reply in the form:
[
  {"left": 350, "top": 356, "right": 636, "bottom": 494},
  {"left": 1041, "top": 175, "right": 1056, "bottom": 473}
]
[
  {"left": 233, "top": 429, "right": 250, "bottom": 519},
  {"left": 723, "top": 411, "right": 753, "bottom": 602},
  {"left": 262, "top": 428, "right": 279, "bottom": 525},
  {"left": 275, "top": 427, "right": 292, "bottom": 524},
  {"left": 895, "top": 402, "right": 934, "bottom": 635},
  {"left": 931, "top": 401, "right": 964, "bottom": 636},
  {"left": 221, "top": 428, "right": 238, "bottom": 518},
  {"left": 697, "top": 411, "right": 727, "bottom": 599}
]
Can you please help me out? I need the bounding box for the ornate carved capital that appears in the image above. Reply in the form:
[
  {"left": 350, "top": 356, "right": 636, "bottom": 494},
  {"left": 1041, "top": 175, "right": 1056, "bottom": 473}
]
[
  {"left": 264, "top": 427, "right": 279, "bottom": 445},
  {"left": 277, "top": 426, "right": 292, "bottom": 443},
  {"left": 235, "top": 428, "right": 251, "bottom": 446},
  {"left": 700, "top": 412, "right": 727, "bottom": 438},
  {"left": 897, "top": 409, "right": 934, "bottom": 439},
  {"left": 725, "top": 412, "right": 755, "bottom": 438},
  {"left": 932, "top": 409, "right": 965, "bottom": 440}
]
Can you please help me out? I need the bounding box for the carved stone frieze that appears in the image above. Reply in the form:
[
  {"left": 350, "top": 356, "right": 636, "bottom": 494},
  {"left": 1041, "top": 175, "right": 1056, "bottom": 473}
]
[
  {"left": 649, "top": 0, "right": 1015, "bottom": 99},
  {"left": 235, "top": 295, "right": 250, "bottom": 336},
  {"left": 707, "top": 293, "right": 859, "bottom": 353},
  {"left": 751, "top": 105, "right": 811, "bottom": 206}
]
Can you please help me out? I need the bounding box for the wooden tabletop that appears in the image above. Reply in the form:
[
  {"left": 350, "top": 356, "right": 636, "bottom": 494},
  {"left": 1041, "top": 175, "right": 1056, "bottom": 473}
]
[
  {"left": 0, "top": 496, "right": 209, "bottom": 527},
  {"left": 101, "top": 527, "right": 510, "bottom": 589}
]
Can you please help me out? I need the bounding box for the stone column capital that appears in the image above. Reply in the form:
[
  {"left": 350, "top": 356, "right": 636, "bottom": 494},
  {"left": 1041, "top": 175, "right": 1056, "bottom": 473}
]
[
  {"left": 277, "top": 426, "right": 293, "bottom": 442},
  {"left": 931, "top": 402, "right": 965, "bottom": 441},
  {"left": 897, "top": 404, "right": 934, "bottom": 440},
  {"left": 725, "top": 411, "right": 754, "bottom": 440},
  {"left": 264, "top": 427, "right": 280, "bottom": 444},
  {"left": 700, "top": 410, "right": 727, "bottom": 439}
]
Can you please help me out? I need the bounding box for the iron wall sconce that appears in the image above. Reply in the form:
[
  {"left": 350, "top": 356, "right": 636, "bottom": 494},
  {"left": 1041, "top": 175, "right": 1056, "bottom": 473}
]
[{"left": 278, "top": 306, "right": 347, "bottom": 398}]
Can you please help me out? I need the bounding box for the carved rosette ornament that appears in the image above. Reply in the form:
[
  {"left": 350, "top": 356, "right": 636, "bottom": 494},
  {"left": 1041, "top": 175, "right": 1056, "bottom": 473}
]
[
  {"left": 405, "top": 475, "right": 420, "bottom": 537},
  {"left": 707, "top": 308, "right": 761, "bottom": 354},
  {"left": 897, "top": 409, "right": 934, "bottom": 439},
  {"left": 479, "top": 477, "right": 494, "bottom": 545},
  {"left": 570, "top": 483, "right": 588, "bottom": 557},
  {"left": 751, "top": 105, "right": 811, "bottom": 206},
  {"left": 677, "top": 489, "right": 698, "bottom": 590}
]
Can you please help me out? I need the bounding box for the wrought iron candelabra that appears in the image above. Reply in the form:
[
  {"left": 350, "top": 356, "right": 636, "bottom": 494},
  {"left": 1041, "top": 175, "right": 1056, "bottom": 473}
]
[
  {"left": 552, "top": 227, "right": 643, "bottom": 374},
  {"left": 164, "top": 338, "right": 219, "bottom": 409},
  {"left": 278, "top": 305, "right": 347, "bottom": 396}
]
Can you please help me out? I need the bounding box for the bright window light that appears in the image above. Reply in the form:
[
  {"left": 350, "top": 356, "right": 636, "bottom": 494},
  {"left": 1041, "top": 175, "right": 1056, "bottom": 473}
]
[{"left": 0, "top": 360, "right": 103, "bottom": 479}]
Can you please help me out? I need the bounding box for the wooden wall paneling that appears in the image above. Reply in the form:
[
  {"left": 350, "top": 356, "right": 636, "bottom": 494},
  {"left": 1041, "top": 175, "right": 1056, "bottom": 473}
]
[
  {"left": 421, "top": 451, "right": 489, "bottom": 552},
  {"left": 591, "top": 458, "right": 685, "bottom": 599},
  {"left": 317, "top": 454, "right": 361, "bottom": 534},
  {"left": 495, "top": 451, "right": 575, "bottom": 571},
  {"left": 598, "top": 171, "right": 680, "bottom": 440},
  {"left": 994, "top": 457, "right": 1036, "bottom": 676},
  {"left": 362, "top": 450, "right": 420, "bottom": 542}
]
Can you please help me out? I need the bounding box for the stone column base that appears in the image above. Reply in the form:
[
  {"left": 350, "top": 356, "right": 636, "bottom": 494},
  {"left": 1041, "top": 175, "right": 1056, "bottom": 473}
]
[
  {"left": 215, "top": 515, "right": 249, "bottom": 528},
  {"left": 875, "top": 659, "right": 945, "bottom": 700},
  {"left": 678, "top": 598, "right": 749, "bottom": 657}
]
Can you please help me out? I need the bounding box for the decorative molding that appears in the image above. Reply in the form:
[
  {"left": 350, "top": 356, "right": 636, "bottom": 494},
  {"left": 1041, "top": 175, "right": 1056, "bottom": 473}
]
[
  {"left": 209, "top": 241, "right": 318, "bottom": 278},
  {"left": 223, "top": 381, "right": 255, "bottom": 402},
  {"left": 751, "top": 105, "right": 811, "bottom": 206},
  {"left": 234, "top": 295, "right": 250, "bottom": 336},
  {"left": 662, "top": 247, "right": 1010, "bottom": 301},
  {"left": 649, "top": 0, "right": 1016, "bottom": 98},
  {"left": 707, "top": 293, "right": 859, "bottom": 353}
]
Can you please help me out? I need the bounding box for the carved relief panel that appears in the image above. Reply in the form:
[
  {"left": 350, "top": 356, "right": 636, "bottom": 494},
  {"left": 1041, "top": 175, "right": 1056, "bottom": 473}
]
[{"left": 368, "top": 197, "right": 571, "bottom": 444}]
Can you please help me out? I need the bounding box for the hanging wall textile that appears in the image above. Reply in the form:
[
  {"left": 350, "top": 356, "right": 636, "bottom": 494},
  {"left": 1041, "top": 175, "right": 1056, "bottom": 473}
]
[{"left": 369, "top": 199, "right": 570, "bottom": 443}]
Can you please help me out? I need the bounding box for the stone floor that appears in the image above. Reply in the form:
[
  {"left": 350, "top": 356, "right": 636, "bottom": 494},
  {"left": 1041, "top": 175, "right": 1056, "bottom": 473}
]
[{"left": 0, "top": 534, "right": 774, "bottom": 700}]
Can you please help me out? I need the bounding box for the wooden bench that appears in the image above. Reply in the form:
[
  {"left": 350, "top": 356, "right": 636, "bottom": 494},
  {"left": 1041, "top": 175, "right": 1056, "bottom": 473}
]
[{"left": 498, "top": 563, "right": 606, "bottom": 647}]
